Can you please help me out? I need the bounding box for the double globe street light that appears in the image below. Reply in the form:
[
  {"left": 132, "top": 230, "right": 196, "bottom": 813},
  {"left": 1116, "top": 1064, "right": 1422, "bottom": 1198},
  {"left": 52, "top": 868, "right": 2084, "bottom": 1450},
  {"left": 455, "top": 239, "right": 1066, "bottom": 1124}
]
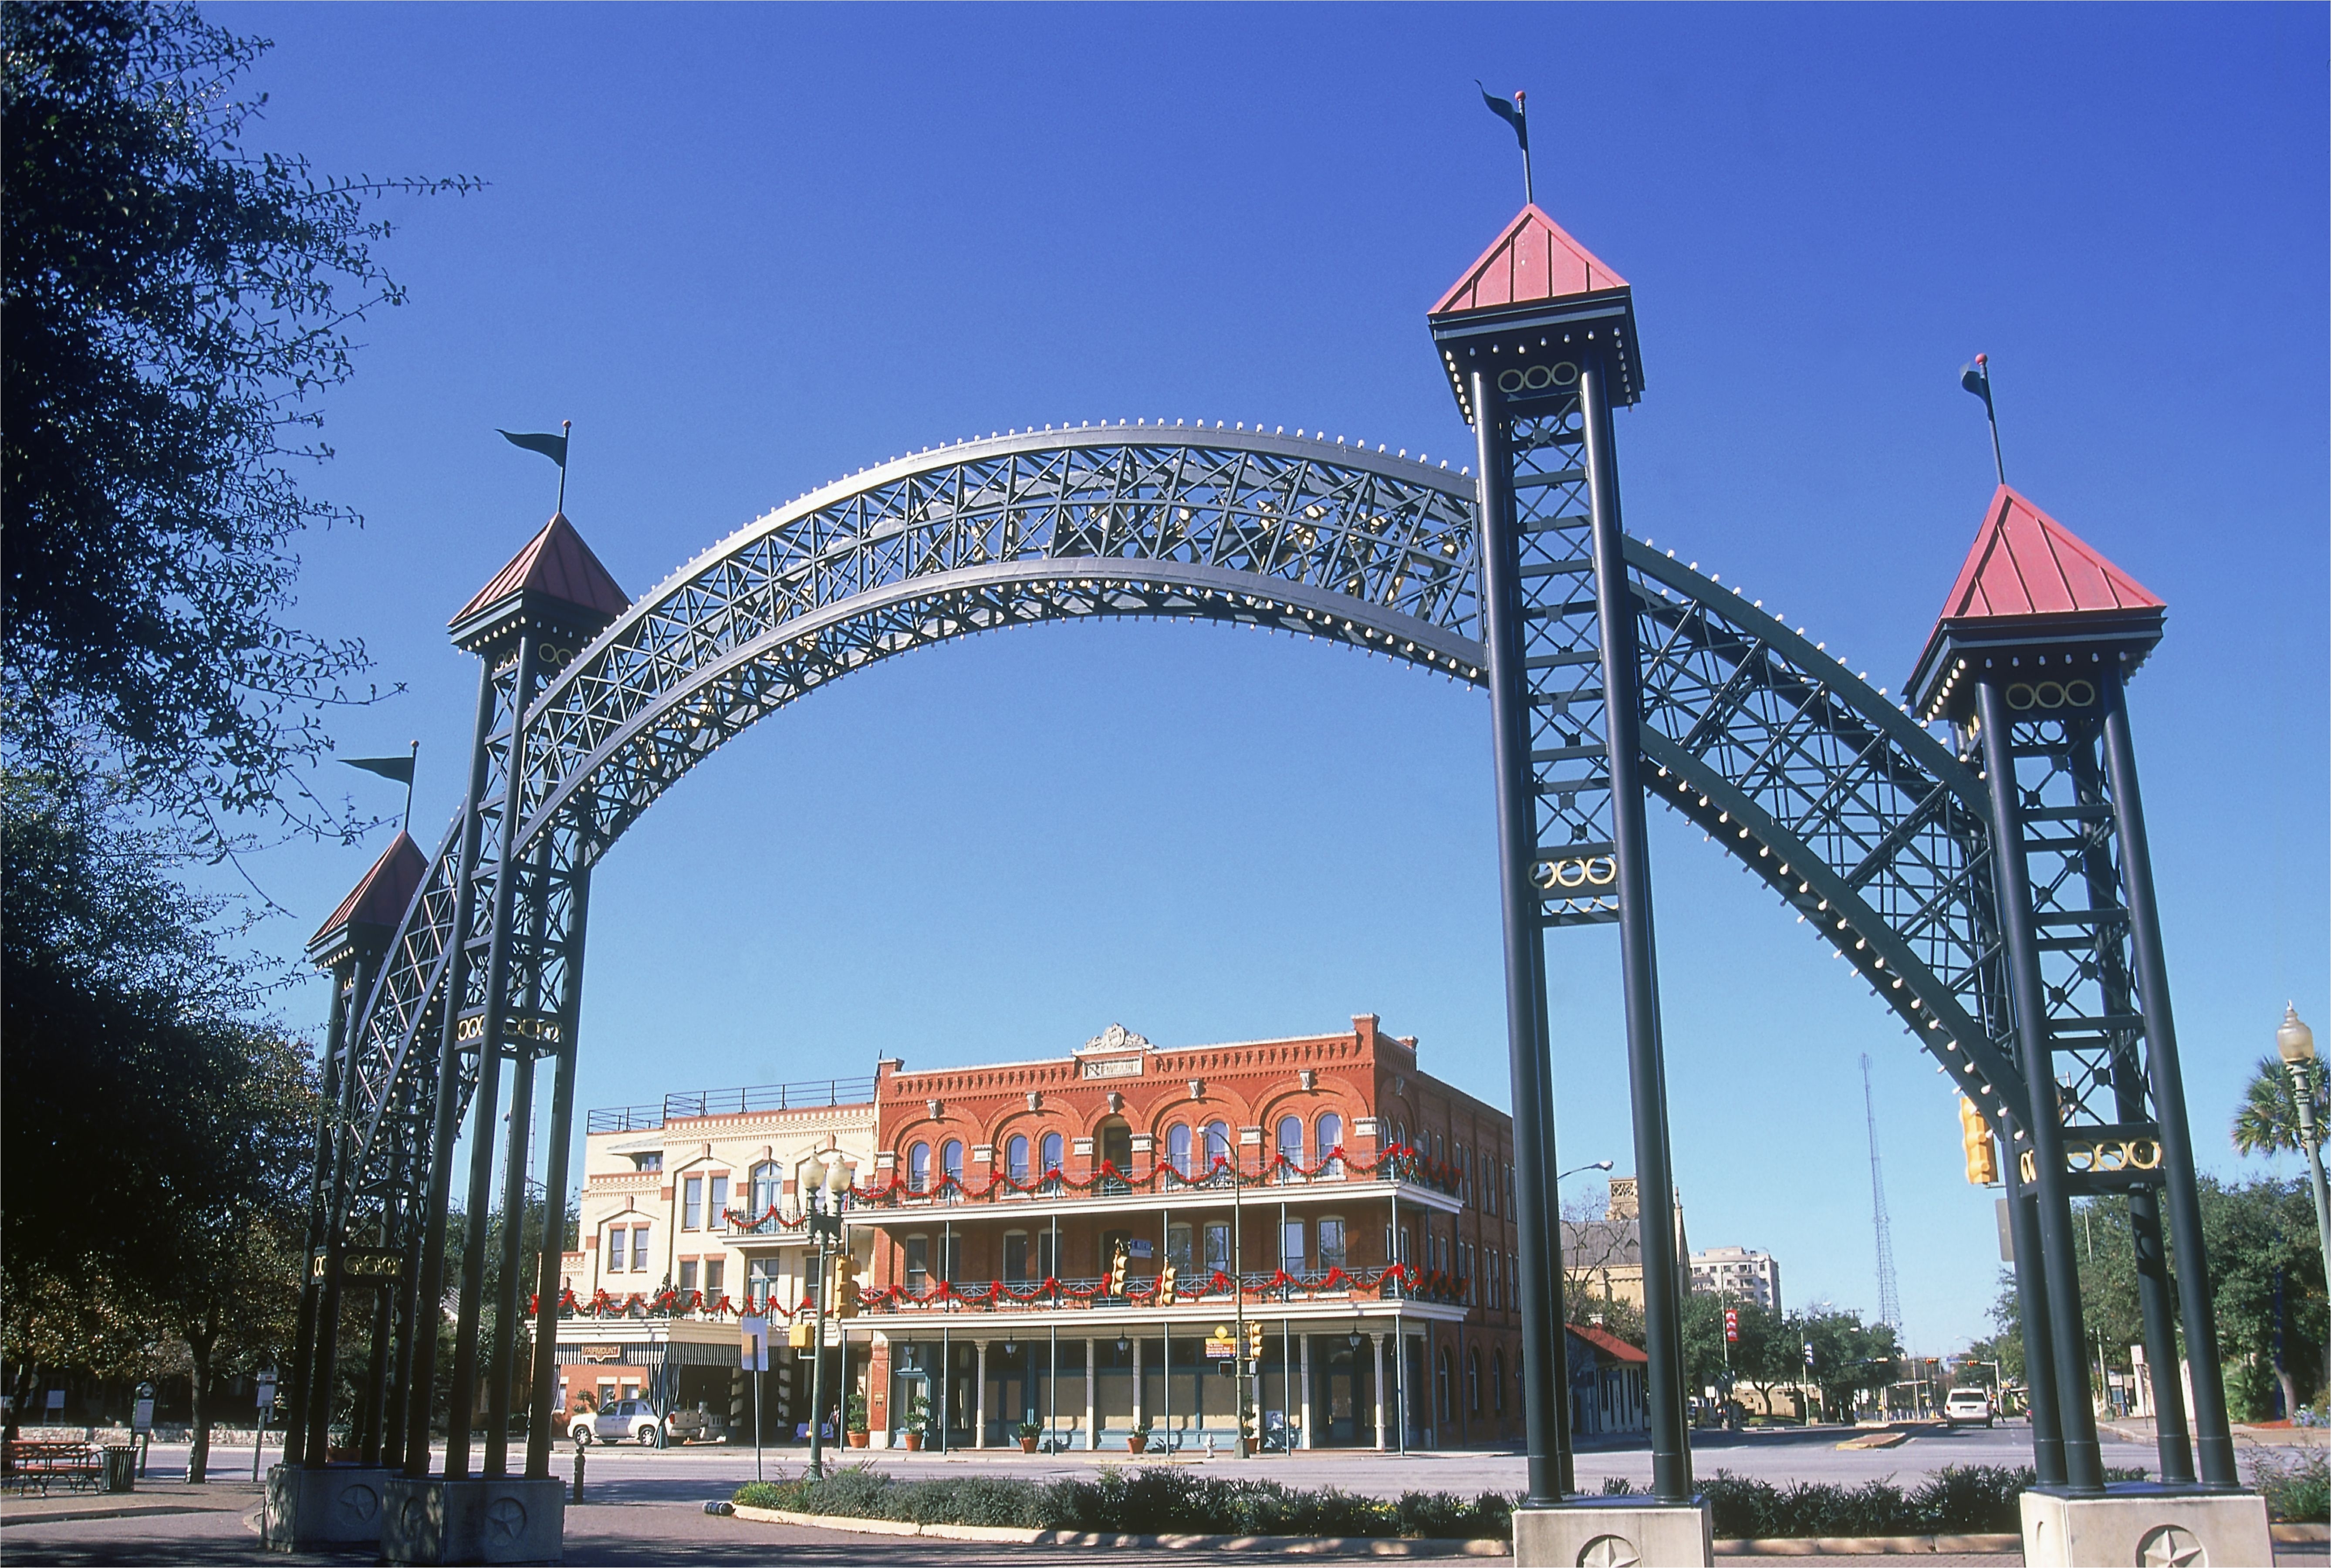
[
  {"left": 2275, "top": 1006, "right": 2331, "bottom": 1386},
  {"left": 791, "top": 1150, "right": 855, "bottom": 1480}
]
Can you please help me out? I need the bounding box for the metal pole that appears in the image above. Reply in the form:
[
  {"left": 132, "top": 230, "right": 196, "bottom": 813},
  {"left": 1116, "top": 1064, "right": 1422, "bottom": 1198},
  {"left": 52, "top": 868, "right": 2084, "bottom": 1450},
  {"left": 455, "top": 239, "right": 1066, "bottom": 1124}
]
[
  {"left": 1466, "top": 366, "right": 1572, "bottom": 1510},
  {"left": 287, "top": 960, "right": 351, "bottom": 1469},
  {"left": 2097, "top": 673, "right": 2238, "bottom": 1488},
  {"left": 525, "top": 866, "right": 591, "bottom": 1480},
  {"left": 304, "top": 947, "right": 374, "bottom": 1469},
  {"left": 1976, "top": 676, "right": 2103, "bottom": 1494},
  {"left": 2006, "top": 1168, "right": 2067, "bottom": 1486},
  {"left": 2068, "top": 740, "right": 2193, "bottom": 1484},
  {"left": 1580, "top": 353, "right": 1693, "bottom": 1505},
  {"left": 2292, "top": 1063, "right": 2331, "bottom": 1386},
  {"left": 807, "top": 1227, "right": 829, "bottom": 1479},
  {"left": 446, "top": 629, "right": 542, "bottom": 1480},
  {"left": 404, "top": 654, "right": 504, "bottom": 1478}
]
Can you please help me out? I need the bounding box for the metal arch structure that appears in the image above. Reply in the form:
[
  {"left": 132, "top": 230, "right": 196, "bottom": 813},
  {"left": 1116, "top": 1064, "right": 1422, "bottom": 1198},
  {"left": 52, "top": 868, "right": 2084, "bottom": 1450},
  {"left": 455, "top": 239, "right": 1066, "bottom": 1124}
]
[{"left": 293, "top": 421, "right": 2057, "bottom": 1498}]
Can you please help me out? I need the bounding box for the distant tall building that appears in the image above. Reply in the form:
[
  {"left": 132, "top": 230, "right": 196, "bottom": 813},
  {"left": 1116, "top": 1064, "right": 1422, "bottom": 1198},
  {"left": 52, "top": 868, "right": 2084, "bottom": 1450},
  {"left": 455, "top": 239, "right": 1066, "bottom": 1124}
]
[
  {"left": 1561, "top": 1177, "right": 1689, "bottom": 1312},
  {"left": 1689, "top": 1246, "right": 1782, "bottom": 1314}
]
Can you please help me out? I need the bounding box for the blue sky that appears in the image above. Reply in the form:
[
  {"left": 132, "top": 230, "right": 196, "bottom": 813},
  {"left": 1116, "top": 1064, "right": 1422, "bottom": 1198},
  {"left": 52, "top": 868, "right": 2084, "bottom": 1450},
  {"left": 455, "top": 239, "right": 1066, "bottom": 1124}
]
[{"left": 206, "top": 3, "right": 2325, "bottom": 1356}]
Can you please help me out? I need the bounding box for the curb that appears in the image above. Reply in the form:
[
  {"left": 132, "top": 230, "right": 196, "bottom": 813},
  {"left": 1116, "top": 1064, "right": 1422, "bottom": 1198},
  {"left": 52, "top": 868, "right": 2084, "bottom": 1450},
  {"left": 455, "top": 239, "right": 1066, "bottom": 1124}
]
[
  {"left": 729, "top": 1505, "right": 1511, "bottom": 1555},
  {"left": 0, "top": 1504, "right": 220, "bottom": 1529},
  {"left": 1714, "top": 1536, "right": 2017, "bottom": 1558}
]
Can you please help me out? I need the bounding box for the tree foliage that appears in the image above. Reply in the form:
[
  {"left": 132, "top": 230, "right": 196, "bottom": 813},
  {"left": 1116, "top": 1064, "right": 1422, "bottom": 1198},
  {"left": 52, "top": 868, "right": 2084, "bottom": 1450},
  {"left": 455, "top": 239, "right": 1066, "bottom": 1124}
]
[
  {"left": 2, "top": 0, "right": 470, "bottom": 836},
  {"left": 2231, "top": 1054, "right": 2329, "bottom": 1159}
]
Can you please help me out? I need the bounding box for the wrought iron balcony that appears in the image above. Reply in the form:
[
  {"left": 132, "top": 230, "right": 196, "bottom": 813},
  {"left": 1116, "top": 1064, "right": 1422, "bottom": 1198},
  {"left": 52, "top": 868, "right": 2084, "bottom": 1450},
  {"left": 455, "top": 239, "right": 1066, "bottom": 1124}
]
[
  {"left": 855, "top": 1263, "right": 1466, "bottom": 1315},
  {"left": 841, "top": 1147, "right": 1461, "bottom": 1213},
  {"left": 585, "top": 1075, "right": 877, "bottom": 1134}
]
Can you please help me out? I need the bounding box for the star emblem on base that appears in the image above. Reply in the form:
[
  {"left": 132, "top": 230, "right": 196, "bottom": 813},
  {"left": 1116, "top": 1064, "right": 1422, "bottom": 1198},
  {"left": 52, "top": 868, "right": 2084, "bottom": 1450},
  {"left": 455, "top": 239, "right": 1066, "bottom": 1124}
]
[
  {"left": 1578, "top": 1534, "right": 1641, "bottom": 1568},
  {"left": 2137, "top": 1524, "right": 2205, "bottom": 1568},
  {"left": 335, "top": 1483, "right": 379, "bottom": 1524},
  {"left": 485, "top": 1497, "right": 528, "bottom": 1544}
]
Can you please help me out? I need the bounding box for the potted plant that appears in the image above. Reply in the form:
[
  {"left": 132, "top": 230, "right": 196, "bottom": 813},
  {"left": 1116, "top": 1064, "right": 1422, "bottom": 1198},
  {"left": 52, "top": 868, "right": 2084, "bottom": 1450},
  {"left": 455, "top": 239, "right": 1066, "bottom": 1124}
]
[
  {"left": 1127, "top": 1420, "right": 1152, "bottom": 1454},
  {"left": 1014, "top": 1420, "right": 1042, "bottom": 1454},
  {"left": 845, "top": 1394, "right": 870, "bottom": 1449},
  {"left": 900, "top": 1391, "right": 929, "bottom": 1453}
]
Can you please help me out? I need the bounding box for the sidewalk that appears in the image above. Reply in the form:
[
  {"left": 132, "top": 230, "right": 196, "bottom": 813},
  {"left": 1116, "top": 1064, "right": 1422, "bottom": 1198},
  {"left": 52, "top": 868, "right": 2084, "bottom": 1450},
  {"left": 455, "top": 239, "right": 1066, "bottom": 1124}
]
[
  {"left": 2097, "top": 1415, "right": 2331, "bottom": 1450},
  {"left": 0, "top": 1477, "right": 262, "bottom": 1528}
]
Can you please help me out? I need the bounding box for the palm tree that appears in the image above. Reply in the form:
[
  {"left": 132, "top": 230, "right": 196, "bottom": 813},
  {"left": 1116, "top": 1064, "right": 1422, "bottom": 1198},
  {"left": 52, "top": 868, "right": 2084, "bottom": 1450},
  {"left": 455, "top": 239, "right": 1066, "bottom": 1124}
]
[{"left": 2230, "top": 1054, "right": 2329, "bottom": 1156}]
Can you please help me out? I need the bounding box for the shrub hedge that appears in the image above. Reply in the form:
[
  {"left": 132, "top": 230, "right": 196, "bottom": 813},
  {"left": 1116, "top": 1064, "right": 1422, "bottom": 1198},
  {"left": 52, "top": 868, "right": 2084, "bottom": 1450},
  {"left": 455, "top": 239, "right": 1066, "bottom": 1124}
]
[
  {"left": 2250, "top": 1448, "right": 2329, "bottom": 1524},
  {"left": 731, "top": 1464, "right": 1508, "bottom": 1539},
  {"left": 734, "top": 1461, "right": 2186, "bottom": 1541}
]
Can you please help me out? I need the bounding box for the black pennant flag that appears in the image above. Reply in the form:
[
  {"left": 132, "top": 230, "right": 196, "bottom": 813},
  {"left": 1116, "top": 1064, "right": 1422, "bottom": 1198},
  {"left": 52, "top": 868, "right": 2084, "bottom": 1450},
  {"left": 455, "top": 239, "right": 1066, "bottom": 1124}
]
[
  {"left": 498, "top": 429, "right": 568, "bottom": 467},
  {"left": 1477, "top": 82, "right": 1528, "bottom": 152},
  {"left": 342, "top": 754, "right": 415, "bottom": 786}
]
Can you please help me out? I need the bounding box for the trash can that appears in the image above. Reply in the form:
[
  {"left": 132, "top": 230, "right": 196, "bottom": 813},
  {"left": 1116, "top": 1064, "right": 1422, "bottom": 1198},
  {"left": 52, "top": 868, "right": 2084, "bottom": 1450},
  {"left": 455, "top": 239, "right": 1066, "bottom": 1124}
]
[{"left": 101, "top": 1445, "right": 136, "bottom": 1493}]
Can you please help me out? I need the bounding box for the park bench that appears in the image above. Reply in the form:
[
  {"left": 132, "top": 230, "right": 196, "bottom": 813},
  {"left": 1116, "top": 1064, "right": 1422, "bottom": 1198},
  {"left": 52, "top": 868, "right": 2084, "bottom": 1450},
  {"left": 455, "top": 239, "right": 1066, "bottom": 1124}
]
[{"left": 2, "top": 1439, "right": 103, "bottom": 1495}]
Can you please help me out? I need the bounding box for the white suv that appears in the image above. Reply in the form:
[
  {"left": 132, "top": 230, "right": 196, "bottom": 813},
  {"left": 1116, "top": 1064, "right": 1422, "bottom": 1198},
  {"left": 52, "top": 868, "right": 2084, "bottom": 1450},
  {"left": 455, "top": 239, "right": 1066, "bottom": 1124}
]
[
  {"left": 570, "top": 1398, "right": 704, "bottom": 1446},
  {"left": 1942, "top": 1387, "right": 1994, "bottom": 1428}
]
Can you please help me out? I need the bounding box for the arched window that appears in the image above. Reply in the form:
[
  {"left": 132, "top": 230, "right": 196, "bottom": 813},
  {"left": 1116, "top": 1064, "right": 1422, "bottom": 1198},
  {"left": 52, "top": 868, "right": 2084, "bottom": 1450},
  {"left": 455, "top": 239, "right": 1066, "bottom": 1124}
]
[
  {"left": 1165, "top": 1124, "right": 1192, "bottom": 1183},
  {"left": 1041, "top": 1132, "right": 1063, "bottom": 1178},
  {"left": 1007, "top": 1135, "right": 1030, "bottom": 1185},
  {"left": 1203, "top": 1120, "right": 1230, "bottom": 1172},
  {"left": 1276, "top": 1115, "right": 1302, "bottom": 1182},
  {"left": 908, "top": 1143, "right": 930, "bottom": 1193},
  {"left": 1493, "top": 1351, "right": 1507, "bottom": 1415},
  {"left": 749, "top": 1162, "right": 780, "bottom": 1221},
  {"left": 942, "top": 1139, "right": 964, "bottom": 1187},
  {"left": 1097, "top": 1118, "right": 1132, "bottom": 1187},
  {"left": 1438, "top": 1348, "right": 1454, "bottom": 1423},
  {"left": 1316, "top": 1113, "right": 1343, "bottom": 1177},
  {"left": 1469, "top": 1349, "right": 1483, "bottom": 1416}
]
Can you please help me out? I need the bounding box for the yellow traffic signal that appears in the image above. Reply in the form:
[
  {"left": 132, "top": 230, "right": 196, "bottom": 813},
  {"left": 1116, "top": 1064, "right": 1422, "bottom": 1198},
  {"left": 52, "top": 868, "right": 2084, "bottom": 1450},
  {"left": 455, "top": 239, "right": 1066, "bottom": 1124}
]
[
  {"left": 1959, "top": 1098, "right": 1999, "bottom": 1187},
  {"left": 1108, "top": 1243, "right": 1129, "bottom": 1295},
  {"left": 1246, "top": 1320, "right": 1264, "bottom": 1362},
  {"left": 787, "top": 1321, "right": 814, "bottom": 1349},
  {"left": 829, "top": 1253, "right": 860, "bottom": 1318},
  {"left": 1157, "top": 1264, "right": 1178, "bottom": 1306}
]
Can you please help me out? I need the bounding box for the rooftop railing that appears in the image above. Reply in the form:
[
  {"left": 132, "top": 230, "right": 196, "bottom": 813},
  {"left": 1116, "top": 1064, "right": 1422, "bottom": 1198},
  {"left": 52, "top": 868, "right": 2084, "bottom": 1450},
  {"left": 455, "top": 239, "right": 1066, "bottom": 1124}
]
[{"left": 586, "top": 1076, "right": 878, "bottom": 1135}]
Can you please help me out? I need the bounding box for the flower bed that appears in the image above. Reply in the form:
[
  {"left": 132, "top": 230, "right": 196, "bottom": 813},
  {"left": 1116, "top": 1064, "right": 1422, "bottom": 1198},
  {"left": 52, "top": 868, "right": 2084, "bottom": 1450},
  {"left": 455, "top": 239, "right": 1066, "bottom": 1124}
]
[
  {"left": 732, "top": 1464, "right": 1512, "bottom": 1539},
  {"left": 1611, "top": 1465, "right": 2149, "bottom": 1538}
]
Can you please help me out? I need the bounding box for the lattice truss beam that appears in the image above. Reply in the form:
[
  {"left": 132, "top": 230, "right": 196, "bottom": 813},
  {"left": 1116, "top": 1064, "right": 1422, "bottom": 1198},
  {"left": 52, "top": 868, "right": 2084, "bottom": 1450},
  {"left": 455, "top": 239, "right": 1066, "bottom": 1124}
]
[
  {"left": 332, "top": 425, "right": 2038, "bottom": 1236},
  {"left": 1984, "top": 707, "right": 2159, "bottom": 1165}
]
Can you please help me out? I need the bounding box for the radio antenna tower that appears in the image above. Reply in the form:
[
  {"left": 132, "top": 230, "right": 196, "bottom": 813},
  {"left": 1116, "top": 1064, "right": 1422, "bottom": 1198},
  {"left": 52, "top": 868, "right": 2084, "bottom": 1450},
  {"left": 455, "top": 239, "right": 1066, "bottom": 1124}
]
[{"left": 1861, "top": 1054, "right": 1903, "bottom": 1331}]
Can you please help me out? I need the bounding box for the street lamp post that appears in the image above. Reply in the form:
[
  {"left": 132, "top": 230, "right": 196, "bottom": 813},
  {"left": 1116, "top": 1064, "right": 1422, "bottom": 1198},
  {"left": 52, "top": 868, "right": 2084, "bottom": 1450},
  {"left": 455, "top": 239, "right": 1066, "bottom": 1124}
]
[
  {"left": 1557, "top": 1160, "right": 1614, "bottom": 1183},
  {"left": 2275, "top": 1006, "right": 2331, "bottom": 1381},
  {"left": 800, "top": 1152, "right": 854, "bottom": 1481}
]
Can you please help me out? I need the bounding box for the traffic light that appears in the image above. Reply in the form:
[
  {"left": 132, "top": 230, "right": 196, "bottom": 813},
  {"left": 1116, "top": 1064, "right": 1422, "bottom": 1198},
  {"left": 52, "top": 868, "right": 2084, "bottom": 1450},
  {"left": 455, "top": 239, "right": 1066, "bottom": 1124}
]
[
  {"left": 1108, "top": 1243, "right": 1129, "bottom": 1295},
  {"left": 1803, "top": 1341, "right": 1816, "bottom": 1369},
  {"left": 1723, "top": 1308, "right": 1740, "bottom": 1344},
  {"left": 1959, "top": 1097, "right": 1999, "bottom": 1186},
  {"left": 1157, "top": 1264, "right": 1178, "bottom": 1307},
  {"left": 1246, "top": 1320, "right": 1264, "bottom": 1362},
  {"left": 788, "top": 1321, "right": 814, "bottom": 1350},
  {"left": 829, "top": 1254, "right": 859, "bottom": 1318}
]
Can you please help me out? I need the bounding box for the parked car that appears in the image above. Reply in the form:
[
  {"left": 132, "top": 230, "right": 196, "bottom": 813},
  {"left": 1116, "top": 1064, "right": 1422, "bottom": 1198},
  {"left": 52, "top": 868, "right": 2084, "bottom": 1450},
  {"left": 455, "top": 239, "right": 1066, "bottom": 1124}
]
[
  {"left": 568, "top": 1398, "right": 706, "bottom": 1446},
  {"left": 1942, "top": 1387, "right": 1994, "bottom": 1428}
]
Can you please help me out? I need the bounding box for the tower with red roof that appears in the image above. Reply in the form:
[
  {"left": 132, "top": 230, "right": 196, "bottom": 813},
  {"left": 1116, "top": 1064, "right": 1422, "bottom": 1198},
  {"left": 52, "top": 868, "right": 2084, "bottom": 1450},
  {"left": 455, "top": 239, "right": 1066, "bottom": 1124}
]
[
  {"left": 1428, "top": 205, "right": 1698, "bottom": 1540},
  {"left": 1908, "top": 483, "right": 2243, "bottom": 1505}
]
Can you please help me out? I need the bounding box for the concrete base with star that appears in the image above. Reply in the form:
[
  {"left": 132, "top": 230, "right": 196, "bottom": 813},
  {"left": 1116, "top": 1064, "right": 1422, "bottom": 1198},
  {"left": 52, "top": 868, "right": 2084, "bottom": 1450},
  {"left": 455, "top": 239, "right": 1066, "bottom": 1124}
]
[
  {"left": 1512, "top": 1497, "right": 1714, "bottom": 1568},
  {"left": 2020, "top": 1485, "right": 2272, "bottom": 1568},
  {"left": 382, "top": 1474, "right": 564, "bottom": 1565},
  {"left": 261, "top": 1463, "right": 395, "bottom": 1552}
]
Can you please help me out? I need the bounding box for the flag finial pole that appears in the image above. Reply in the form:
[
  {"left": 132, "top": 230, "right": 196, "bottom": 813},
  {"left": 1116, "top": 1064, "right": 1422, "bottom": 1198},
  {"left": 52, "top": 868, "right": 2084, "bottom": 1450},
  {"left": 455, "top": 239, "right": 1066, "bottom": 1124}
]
[
  {"left": 403, "top": 740, "right": 418, "bottom": 835},
  {"left": 1476, "top": 83, "right": 1533, "bottom": 208},
  {"left": 1960, "top": 354, "right": 2005, "bottom": 487},
  {"left": 557, "top": 420, "right": 571, "bottom": 516}
]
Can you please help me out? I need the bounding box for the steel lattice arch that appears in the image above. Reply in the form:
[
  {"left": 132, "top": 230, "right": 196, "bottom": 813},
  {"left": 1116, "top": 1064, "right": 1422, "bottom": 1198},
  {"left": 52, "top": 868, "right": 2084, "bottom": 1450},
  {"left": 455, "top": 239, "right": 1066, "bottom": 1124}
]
[{"left": 333, "top": 422, "right": 2024, "bottom": 1244}]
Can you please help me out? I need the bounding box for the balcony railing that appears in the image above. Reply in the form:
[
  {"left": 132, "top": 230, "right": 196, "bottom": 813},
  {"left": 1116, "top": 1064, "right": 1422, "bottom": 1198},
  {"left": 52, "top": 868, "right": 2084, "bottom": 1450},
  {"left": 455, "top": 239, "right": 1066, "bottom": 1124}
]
[
  {"left": 842, "top": 1147, "right": 1460, "bottom": 1211},
  {"left": 540, "top": 1264, "right": 1470, "bottom": 1325},
  {"left": 586, "top": 1076, "right": 878, "bottom": 1134},
  {"left": 856, "top": 1263, "right": 1467, "bottom": 1315}
]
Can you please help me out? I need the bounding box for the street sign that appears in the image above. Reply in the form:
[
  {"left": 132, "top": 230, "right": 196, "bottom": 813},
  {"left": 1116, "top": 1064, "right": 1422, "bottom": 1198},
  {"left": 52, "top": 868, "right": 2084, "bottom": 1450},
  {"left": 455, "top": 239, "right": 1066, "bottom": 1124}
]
[
  {"left": 132, "top": 1398, "right": 155, "bottom": 1433},
  {"left": 44, "top": 1389, "right": 65, "bottom": 1411},
  {"left": 256, "top": 1379, "right": 277, "bottom": 1409},
  {"left": 1204, "top": 1330, "right": 1237, "bottom": 1359},
  {"left": 1128, "top": 1239, "right": 1153, "bottom": 1259},
  {"left": 740, "top": 1315, "right": 768, "bottom": 1372}
]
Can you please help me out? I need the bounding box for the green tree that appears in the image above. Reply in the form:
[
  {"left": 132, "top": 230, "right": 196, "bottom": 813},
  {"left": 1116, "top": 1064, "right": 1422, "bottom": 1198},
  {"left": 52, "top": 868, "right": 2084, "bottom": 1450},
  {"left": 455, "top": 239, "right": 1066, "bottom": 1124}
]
[
  {"left": 2, "top": 0, "right": 470, "bottom": 835},
  {"left": 2231, "top": 1055, "right": 2329, "bottom": 1159},
  {"left": 1798, "top": 1304, "right": 1899, "bottom": 1423}
]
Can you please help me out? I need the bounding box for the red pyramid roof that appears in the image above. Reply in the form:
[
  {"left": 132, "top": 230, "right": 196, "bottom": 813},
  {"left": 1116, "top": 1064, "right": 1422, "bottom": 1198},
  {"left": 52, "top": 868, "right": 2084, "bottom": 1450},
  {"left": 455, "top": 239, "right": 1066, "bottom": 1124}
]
[
  {"left": 1936, "top": 486, "right": 2163, "bottom": 623},
  {"left": 1430, "top": 204, "right": 1629, "bottom": 316},
  {"left": 1566, "top": 1322, "right": 1649, "bottom": 1365},
  {"left": 451, "top": 514, "right": 629, "bottom": 627},
  {"left": 310, "top": 831, "right": 426, "bottom": 949}
]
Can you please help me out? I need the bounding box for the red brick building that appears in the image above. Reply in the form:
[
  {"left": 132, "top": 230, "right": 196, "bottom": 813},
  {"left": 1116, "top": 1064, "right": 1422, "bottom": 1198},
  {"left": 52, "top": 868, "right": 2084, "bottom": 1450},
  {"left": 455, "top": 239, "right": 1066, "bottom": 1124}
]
[{"left": 845, "top": 1015, "right": 1522, "bottom": 1451}]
